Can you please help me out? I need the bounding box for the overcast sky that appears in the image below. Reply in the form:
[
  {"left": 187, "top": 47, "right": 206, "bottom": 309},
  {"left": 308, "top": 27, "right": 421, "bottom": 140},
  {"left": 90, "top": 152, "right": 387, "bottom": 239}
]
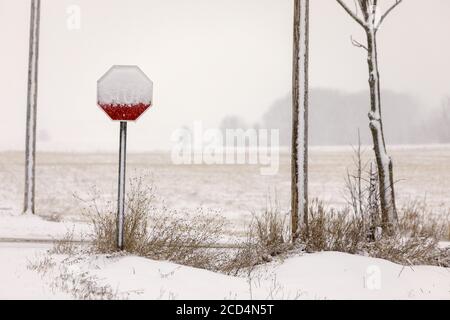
[{"left": 1, "top": 0, "right": 449, "bottom": 151}]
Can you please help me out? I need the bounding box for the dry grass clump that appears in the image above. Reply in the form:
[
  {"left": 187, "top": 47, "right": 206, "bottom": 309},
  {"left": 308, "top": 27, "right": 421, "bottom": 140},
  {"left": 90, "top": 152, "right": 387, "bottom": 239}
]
[
  {"left": 399, "top": 201, "right": 449, "bottom": 240},
  {"left": 27, "top": 254, "right": 56, "bottom": 275},
  {"left": 297, "top": 200, "right": 449, "bottom": 267},
  {"left": 223, "top": 197, "right": 449, "bottom": 275},
  {"left": 251, "top": 206, "right": 291, "bottom": 259},
  {"left": 364, "top": 236, "right": 447, "bottom": 267},
  {"left": 50, "top": 228, "right": 79, "bottom": 255},
  {"left": 298, "top": 201, "right": 365, "bottom": 254},
  {"left": 222, "top": 205, "right": 292, "bottom": 275},
  {"left": 84, "top": 177, "right": 227, "bottom": 271}
]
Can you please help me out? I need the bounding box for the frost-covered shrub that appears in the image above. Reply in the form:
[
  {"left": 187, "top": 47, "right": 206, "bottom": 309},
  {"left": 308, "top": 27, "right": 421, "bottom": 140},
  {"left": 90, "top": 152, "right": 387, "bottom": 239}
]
[
  {"left": 83, "top": 177, "right": 227, "bottom": 271},
  {"left": 298, "top": 201, "right": 365, "bottom": 254},
  {"left": 298, "top": 200, "right": 449, "bottom": 267},
  {"left": 222, "top": 205, "right": 292, "bottom": 275}
]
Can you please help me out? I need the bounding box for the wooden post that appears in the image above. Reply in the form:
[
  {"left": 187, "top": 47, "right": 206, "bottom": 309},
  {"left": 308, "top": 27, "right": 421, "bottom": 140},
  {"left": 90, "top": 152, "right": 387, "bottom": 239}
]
[
  {"left": 291, "top": 0, "right": 309, "bottom": 240},
  {"left": 24, "top": 0, "right": 41, "bottom": 215}
]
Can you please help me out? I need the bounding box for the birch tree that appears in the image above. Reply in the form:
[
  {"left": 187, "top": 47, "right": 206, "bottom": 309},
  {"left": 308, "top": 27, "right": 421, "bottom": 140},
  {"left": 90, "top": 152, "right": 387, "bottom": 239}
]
[
  {"left": 24, "top": 0, "right": 41, "bottom": 215},
  {"left": 291, "top": 0, "right": 309, "bottom": 240},
  {"left": 336, "top": 0, "right": 402, "bottom": 234}
]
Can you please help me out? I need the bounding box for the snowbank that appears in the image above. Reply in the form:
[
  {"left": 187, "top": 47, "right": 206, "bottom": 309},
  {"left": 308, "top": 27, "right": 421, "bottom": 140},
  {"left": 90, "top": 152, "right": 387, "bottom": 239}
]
[
  {"left": 2, "top": 247, "right": 448, "bottom": 300},
  {"left": 99, "top": 252, "right": 448, "bottom": 300},
  {"left": 0, "top": 243, "right": 70, "bottom": 300},
  {"left": 259, "top": 252, "right": 450, "bottom": 300}
]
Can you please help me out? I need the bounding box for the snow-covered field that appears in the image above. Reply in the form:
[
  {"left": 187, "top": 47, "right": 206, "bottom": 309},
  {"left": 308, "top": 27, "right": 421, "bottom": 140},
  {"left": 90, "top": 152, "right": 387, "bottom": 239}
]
[
  {"left": 1, "top": 145, "right": 449, "bottom": 229},
  {"left": 1, "top": 242, "right": 448, "bottom": 300},
  {"left": 1, "top": 145, "right": 449, "bottom": 300}
]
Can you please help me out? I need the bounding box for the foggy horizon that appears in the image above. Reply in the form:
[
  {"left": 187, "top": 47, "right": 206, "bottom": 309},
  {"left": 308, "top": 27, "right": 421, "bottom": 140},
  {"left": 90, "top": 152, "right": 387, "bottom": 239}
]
[{"left": 1, "top": 0, "right": 450, "bottom": 152}]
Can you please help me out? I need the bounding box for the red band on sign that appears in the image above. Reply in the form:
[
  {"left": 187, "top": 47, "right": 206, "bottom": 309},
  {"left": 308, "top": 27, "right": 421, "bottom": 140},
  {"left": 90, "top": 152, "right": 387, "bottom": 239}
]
[{"left": 99, "top": 103, "right": 151, "bottom": 121}]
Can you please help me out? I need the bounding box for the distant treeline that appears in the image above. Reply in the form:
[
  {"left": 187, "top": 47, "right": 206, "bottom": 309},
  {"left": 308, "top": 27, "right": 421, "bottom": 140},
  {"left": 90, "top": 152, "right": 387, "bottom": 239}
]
[{"left": 221, "top": 89, "right": 450, "bottom": 146}]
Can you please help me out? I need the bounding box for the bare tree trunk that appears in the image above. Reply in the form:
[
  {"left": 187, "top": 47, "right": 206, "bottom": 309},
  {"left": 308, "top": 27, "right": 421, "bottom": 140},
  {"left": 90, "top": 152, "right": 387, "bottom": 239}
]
[
  {"left": 368, "top": 162, "right": 380, "bottom": 241},
  {"left": 291, "top": 0, "right": 309, "bottom": 240},
  {"left": 366, "top": 29, "right": 398, "bottom": 234},
  {"left": 24, "top": 0, "right": 41, "bottom": 215},
  {"left": 335, "top": 0, "right": 402, "bottom": 235}
]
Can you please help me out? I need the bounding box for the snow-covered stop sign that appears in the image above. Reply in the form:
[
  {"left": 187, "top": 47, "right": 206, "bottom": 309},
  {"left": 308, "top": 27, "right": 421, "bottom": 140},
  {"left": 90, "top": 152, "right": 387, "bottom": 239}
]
[
  {"left": 96, "top": 65, "right": 154, "bottom": 250},
  {"left": 97, "top": 65, "right": 153, "bottom": 121}
]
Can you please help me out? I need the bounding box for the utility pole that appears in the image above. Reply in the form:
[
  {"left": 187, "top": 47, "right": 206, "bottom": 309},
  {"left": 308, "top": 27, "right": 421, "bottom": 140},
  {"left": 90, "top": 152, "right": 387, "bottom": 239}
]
[
  {"left": 291, "top": 0, "right": 309, "bottom": 240},
  {"left": 24, "top": 0, "right": 41, "bottom": 215}
]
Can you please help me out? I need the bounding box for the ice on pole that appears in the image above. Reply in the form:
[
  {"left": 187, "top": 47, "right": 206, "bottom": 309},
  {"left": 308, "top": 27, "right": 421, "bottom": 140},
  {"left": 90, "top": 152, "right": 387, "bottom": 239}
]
[{"left": 97, "top": 65, "right": 154, "bottom": 250}]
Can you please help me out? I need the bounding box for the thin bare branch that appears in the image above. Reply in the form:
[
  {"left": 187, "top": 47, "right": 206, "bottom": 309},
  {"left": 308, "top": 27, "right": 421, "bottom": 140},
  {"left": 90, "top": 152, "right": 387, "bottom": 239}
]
[
  {"left": 376, "top": 0, "right": 403, "bottom": 30},
  {"left": 336, "top": 0, "right": 366, "bottom": 29},
  {"left": 350, "top": 35, "right": 368, "bottom": 51}
]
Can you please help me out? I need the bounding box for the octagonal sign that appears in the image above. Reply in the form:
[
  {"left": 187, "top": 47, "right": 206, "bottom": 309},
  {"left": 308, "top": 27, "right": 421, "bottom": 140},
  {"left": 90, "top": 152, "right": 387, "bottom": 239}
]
[{"left": 97, "top": 65, "right": 153, "bottom": 121}]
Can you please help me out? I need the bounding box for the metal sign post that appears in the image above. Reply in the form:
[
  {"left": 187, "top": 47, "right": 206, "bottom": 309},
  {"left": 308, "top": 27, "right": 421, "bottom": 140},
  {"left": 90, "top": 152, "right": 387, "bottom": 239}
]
[
  {"left": 117, "top": 121, "right": 127, "bottom": 250},
  {"left": 97, "top": 65, "right": 153, "bottom": 250}
]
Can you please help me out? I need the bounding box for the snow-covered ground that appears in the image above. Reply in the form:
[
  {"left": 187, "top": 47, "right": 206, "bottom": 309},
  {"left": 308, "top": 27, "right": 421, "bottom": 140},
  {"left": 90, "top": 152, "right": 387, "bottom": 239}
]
[
  {"left": 1, "top": 245, "right": 449, "bottom": 300},
  {"left": 1, "top": 145, "right": 449, "bottom": 231},
  {"left": 0, "top": 213, "right": 89, "bottom": 240},
  {"left": 0, "top": 243, "right": 70, "bottom": 300},
  {"left": 0, "top": 215, "right": 448, "bottom": 300}
]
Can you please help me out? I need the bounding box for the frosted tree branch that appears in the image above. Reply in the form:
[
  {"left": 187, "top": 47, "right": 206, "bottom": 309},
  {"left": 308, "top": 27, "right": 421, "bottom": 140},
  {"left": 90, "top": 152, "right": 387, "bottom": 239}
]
[
  {"left": 375, "top": 0, "right": 403, "bottom": 30},
  {"left": 336, "top": 0, "right": 366, "bottom": 29},
  {"left": 350, "top": 35, "right": 368, "bottom": 51}
]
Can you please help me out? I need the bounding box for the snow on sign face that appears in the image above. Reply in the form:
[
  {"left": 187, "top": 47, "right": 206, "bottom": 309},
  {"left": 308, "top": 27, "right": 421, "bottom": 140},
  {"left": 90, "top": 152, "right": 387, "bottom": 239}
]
[{"left": 97, "top": 65, "right": 153, "bottom": 121}]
